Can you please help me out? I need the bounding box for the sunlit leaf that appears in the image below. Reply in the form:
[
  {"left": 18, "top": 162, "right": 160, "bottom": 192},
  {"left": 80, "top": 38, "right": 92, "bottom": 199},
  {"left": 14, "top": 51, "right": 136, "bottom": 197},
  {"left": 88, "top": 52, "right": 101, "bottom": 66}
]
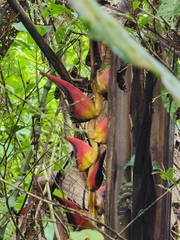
[
  {"left": 69, "top": 230, "right": 104, "bottom": 240},
  {"left": 35, "top": 25, "right": 53, "bottom": 36},
  {"left": 44, "top": 222, "right": 54, "bottom": 240},
  {"left": 8, "top": 196, "right": 16, "bottom": 208},
  {"left": 43, "top": 2, "right": 72, "bottom": 18},
  {"left": 11, "top": 125, "right": 26, "bottom": 134},
  {"left": 12, "top": 22, "right": 28, "bottom": 32},
  {"left": 132, "top": 1, "right": 140, "bottom": 11},
  {"left": 13, "top": 38, "right": 32, "bottom": 51}
]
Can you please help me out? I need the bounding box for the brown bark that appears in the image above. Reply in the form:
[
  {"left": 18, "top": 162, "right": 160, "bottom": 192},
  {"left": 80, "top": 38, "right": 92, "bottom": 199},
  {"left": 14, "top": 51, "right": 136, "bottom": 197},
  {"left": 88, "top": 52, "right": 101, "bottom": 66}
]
[
  {"left": 0, "top": 1, "right": 27, "bottom": 59},
  {"left": 151, "top": 80, "right": 174, "bottom": 240},
  {"left": 105, "top": 52, "right": 131, "bottom": 239},
  {"left": 131, "top": 72, "right": 157, "bottom": 240},
  {"left": 131, "top": 68, "right": 144, "bottom": 151}
]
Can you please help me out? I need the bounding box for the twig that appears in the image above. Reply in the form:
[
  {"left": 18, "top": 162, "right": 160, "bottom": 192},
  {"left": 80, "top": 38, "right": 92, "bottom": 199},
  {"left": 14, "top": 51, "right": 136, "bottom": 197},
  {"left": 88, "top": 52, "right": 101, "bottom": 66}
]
[{"left": 0, "top": 176, "right": 126, "bottom": 240}]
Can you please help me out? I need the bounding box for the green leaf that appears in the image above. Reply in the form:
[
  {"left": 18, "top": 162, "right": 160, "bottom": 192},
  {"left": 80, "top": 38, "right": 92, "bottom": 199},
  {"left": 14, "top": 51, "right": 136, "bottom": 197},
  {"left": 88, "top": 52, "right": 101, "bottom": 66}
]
[
  {"left": 122, "top": 155, "right": 135, "bottom": 170},
  {"left": 55, "top": 26, "right": 68, "bottom": 43},
  {"left": 26, "top": 83, "right": 36, "bottom": 93},
  {"left": 160, "top": 168, "right": 176, "bottom": 184},
  {"left": 152, "top": 160, "right": 161, "bottom": 171},
  {"left": 138, "top": 15, "right": 151, "bottom": 29},
  {"left": 35, "top": 25, "right": 53, "bottom": 36},
  {"left": 156, "top": 184, "right": 168, "bottom": 190},
  {"left": 12, "top": 22, "right": 28, "bottom": 32},
  {"left": 161, "top": 87, "right": 179, "bottom": 118},
  {"left": 44, "top": 3, "right": 72, "bottom": 18},
  {"left": 44, "top": 222, "right": 54, "bottom": 240},
  {"left": 11, "top": 125, "right": 26, "bottom": 134},
  {"left": 12, "top": 38, "right": 32, "bottom": 51},
  {"left": 69, "top": 230, "right": 104, "bottom": 240},
  {"left": 132, "top": 1, "right": 140, "bottom": 11},
  {"left": 8, "top": 196, "right": 16, "bottom": 208}
]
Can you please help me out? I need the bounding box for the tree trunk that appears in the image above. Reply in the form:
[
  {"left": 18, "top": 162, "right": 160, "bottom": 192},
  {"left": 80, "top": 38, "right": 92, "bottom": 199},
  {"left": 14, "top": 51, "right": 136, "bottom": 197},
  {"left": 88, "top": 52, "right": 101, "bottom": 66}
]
[
  {"left": 131, "top": 72, "right": 157, "bottom": 240},
  {"left": 105, "top": 52, "right": 132, "bottom": 239},
  {"left": 150, "top": 80, "right": 174, "bottom": 240}
]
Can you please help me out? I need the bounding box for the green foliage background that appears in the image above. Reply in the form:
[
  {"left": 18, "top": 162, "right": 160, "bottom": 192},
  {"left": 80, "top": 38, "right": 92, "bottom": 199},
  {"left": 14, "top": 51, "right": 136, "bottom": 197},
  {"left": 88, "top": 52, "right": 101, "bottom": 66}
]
[{"left": 0, "top": 3, "right": 90, "bottom": 238}]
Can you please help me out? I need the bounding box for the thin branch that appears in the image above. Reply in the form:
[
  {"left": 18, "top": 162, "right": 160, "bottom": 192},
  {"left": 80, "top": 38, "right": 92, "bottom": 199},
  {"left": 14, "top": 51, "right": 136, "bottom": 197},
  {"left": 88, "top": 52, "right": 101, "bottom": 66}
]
[{"left": 0, "top": 176, "right": 126, "bottom": 240}]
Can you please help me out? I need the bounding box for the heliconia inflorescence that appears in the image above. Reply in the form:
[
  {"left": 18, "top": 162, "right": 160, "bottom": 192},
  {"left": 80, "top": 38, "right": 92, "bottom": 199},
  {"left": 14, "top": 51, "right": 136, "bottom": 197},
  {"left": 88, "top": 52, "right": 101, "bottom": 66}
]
[
  {"left": 66, "top": 136, "right": 99, "bottom": 171},
  {"left": 42, "top": 66, "right": 107, "bottom": 222},
  {"left": 42, "top": 72, "right": 102, "bottom": 122}
]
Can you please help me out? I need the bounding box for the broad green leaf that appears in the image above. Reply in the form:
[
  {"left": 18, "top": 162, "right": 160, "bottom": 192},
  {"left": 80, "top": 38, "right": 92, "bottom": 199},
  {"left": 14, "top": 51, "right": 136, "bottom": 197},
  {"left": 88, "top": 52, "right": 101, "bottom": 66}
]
[
  {"left": 68, "top": 0, "right": 180, "bottom": 103},
  {"left": 69, "top": 230, "right": 104, "bottom": 240},
  {"left": 55, "top": 26, "right": 67, "bottom": 43},
  {"left": 11, "top": 125, "right": 26, "bottom": 134},
  {"left": 8, "top": 196, "right": 16, "bottom": 208},
  {"left": 152, "top": 160, "right": 161, "bottom": 171},
  {"left": 160, "top": 168, "right": 177, "bottom": 184},
  {"left": 13, "top": 38, "right": 32, "bottom": 51},
  {"left": 36, "top": 25, "right": 53, "bottom": 36},
  {"left": 161, "top": 94, "right": 178, "bottom": 118},
  {"left": 138, "top": 15, "right": 151, "bottom": 29},
  {"left": 152, "top": 86, "right": 178, "bottom": 118},
  {"left": 43, "top": 3, "right": 72, "bottom": 18},
  {"left": 12, "top": 22, "right": 28, "bottom": 32},
  {"left": 122, "top": 155, "right": 135, "bottom": 170},
  {"left": 44, "top": 222, "right": 54, "bottom": 240},
  {"left": 26, "top": 83, "right": 36, "bottom": 93},
  {"left": 132, "top": 1, "right": 140, "bottom": 11}
]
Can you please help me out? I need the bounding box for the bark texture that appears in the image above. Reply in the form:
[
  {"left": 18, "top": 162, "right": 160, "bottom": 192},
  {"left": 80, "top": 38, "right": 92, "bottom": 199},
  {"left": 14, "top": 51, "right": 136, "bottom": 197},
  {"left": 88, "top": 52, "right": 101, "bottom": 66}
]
[
  {"left": 105, "top": 52, "right": 131, "bottom": 239},
  {"left": 151, "top": 80, "right": 174, "bottom": 240},
  {"left": 131, "top": 72, "right": 157, "bottom": 240}
]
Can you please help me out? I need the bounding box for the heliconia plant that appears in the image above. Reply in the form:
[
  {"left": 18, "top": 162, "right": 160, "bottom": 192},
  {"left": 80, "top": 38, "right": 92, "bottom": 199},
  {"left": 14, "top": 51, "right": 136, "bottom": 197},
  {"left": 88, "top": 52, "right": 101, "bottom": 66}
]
[
  {"left": 87, "top": 150, "right": 106, "bottom": 217},
  {"left": 88, "top": 117, "right": 108, "bottom": 144},
  {"left": 95, "top": 185, "right": 106, "bottom": 215},
  {"left": 41, "top": 44, "right": 107, "bottom": 231},
  {"left": 66, "top": 136, "right": 99, "bottom": 171},
  {"left": 53, "top": 195, "right": 96, "bottom": 230},
  {"left": 87, "top": 150, "right": 106, "bottom": 191},
  {"left": 94, "top": 68, "right": 109, "bottom": 94},
  {"left": 42, "top": 72, "right": 102, "bottom": 122}
]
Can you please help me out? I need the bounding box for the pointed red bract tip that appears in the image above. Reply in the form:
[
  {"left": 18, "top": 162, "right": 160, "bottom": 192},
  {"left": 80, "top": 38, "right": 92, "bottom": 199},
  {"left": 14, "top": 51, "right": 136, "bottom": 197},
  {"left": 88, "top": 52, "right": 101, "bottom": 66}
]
[
  {"left": 56, "top": 195, "right": 79, "bottom": 210},
  {"left": 95, "top": 118, "right": 108, "bottom": 143},
  {"left": 96, "top": 186, "right": 106, "bottom": 215},
  {"left": 87, "top": 150, "right": 106, "bottom": 191},
  {"left": 95, "top": 68, "right": 109, "bottom": 94},
  {"left": 67, "top": 136, "right": 95, "bottom": 171},
  {"left": 20, "top": 206, "right": 27, "bottom": 216},
  {"left": 99, "top": 68, "right": 109, "bottom": 86},
  {"left": 90, "top": 118, "right": 108, "bottom": 144},
  {"left": 55, "top": 195, "right": 96, "bottom": 230},
  {"left": 96, "top": 185, "right": 106, "bottom": 198},
  {"left": 43, "top": 73, "right": 98, "bottom": 122}
]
